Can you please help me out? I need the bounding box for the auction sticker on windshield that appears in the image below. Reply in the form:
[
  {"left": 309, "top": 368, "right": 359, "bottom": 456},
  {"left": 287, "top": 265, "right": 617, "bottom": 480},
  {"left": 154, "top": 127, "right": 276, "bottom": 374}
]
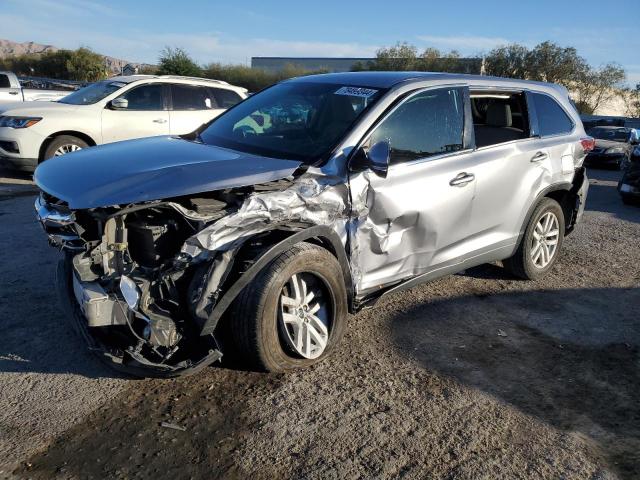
[{"left": 334, "top": 86, "right": 378, "bottom": 98}]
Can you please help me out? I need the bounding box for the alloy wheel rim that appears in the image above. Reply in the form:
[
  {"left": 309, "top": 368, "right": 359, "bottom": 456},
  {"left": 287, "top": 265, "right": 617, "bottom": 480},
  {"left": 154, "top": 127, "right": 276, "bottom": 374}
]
[
  {"left": 531, "top": 211, "right": 560, "bottom": 269},
  {"left": 54, "top": 144, "right": 82, "bottom": 156},
  {"left": 279, "top": 273, "right": 331, "bottom": 359}
]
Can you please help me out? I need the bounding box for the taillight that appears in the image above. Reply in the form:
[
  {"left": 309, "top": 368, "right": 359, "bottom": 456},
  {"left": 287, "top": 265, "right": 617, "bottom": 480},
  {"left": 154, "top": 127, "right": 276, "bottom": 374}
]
[{"left": 580, "top": 137, "right": 595, "bottom": 153}]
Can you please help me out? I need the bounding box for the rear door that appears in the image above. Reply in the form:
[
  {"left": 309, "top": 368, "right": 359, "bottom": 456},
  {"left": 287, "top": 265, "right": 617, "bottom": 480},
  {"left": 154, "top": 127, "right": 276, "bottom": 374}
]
[
  {"left": 168, "top": 84, "right": 221, "bottom": 135},
  {"left": 465, "top": 90, "right": 576, "bottom": 252},
  {"left": 349, "top": 86, "right": 477, "bottom": 294},
  {"left": 0, "top": 73, "right": 21, "bottom": 102},
  {"left": 101, "top": 83, "right": 170, "bottom": 143}
]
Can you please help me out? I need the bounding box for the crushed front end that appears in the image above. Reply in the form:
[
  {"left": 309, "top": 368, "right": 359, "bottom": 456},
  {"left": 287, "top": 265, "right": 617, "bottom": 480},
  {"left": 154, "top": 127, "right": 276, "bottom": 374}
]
[
  {"left": 34, "top": 164, "right": 349, "bottom": 377},
  {"left": 35, "top": 191, "right": 241, "bottom": 376}
]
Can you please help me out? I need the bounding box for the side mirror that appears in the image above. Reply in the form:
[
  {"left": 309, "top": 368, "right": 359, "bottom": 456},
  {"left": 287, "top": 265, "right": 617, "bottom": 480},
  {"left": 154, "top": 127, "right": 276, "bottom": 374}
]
[
  {"left": 110, "top": 97, "right": 128, "bottom": 110},
  {"left": 367, "top": 140, "right": 390, "bottom": 177}
]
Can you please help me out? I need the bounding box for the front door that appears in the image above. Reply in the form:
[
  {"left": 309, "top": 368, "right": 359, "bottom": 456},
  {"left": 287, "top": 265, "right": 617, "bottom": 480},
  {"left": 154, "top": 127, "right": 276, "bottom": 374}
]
[
  {"left": 349, "top": 86, "right": 477, "bottom": 295},
  {"left": 101, "top": 83, "right": 170, "bottom": 143}
]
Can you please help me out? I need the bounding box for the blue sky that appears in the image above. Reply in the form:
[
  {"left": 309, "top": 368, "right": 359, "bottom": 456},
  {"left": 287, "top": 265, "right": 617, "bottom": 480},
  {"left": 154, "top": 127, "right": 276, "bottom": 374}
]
[{"left": 3, "top": 0, "right": 639, "bottom": 84}]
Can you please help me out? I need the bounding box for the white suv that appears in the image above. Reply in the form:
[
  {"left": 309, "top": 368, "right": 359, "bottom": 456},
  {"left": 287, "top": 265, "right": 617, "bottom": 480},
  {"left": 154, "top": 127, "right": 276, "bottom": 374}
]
[{"left": 0, "top": 75, "right": 247, "bottom": 171}]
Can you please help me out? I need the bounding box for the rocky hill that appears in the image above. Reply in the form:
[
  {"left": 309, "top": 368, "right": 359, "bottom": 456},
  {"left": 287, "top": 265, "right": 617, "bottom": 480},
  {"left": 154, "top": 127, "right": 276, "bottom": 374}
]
[{"left": 0, "top": 39, "right": 151, "bottom": 74}]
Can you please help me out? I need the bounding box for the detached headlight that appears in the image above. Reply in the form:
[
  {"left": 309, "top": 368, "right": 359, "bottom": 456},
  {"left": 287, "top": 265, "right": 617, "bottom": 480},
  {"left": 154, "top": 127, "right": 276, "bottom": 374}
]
[
  {"left": 0, "top": 116, "right": 42, "bottom": 128},
  {"left": 605, "top": 147, "right": 625, "bottom": 155}
]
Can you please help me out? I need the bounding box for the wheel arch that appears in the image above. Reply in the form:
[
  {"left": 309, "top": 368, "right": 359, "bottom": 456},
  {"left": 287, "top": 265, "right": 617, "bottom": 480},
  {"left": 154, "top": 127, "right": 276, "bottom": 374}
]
[
  {"left": 199, "top": 225, "right": 355, "bottom": 336},
  {"left": 38, "top": 130, "right": 97, "bottom": 162},
  {"left": 517, "top": 182, "right": 573, "bottom": 245}
]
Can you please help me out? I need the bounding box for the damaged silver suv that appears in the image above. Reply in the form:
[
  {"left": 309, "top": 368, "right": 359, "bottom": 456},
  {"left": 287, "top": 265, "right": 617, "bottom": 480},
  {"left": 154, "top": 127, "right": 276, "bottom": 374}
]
[{"left": 34, "top": 72, "right": 591, "bottom": 377}]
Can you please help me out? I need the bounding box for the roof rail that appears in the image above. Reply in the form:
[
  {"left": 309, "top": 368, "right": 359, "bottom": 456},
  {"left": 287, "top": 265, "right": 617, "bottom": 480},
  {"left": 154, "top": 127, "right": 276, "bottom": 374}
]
[{"left": 158, "top": 75, "right": 230, "bottom": 85}]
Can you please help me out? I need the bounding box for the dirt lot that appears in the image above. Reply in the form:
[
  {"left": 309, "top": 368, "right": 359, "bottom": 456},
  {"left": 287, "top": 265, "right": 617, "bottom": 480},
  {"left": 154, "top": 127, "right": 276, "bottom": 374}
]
[{"left": 1, "top": 167, "right": 639, "bottom": 479}]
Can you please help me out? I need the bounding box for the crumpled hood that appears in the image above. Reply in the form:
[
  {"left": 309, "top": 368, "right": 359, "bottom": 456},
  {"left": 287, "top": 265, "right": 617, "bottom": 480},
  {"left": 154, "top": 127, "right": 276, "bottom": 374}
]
[{"left": 34, "top": 136, "right": 304, "bottom": 209}]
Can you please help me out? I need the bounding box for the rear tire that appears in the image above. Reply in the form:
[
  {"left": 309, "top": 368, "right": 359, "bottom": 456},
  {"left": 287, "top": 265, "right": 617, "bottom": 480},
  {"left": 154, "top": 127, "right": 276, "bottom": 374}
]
[
  {"left": 503, "top": 197, "right": 565, "bottom": 280},
  {"left": 43, "top": 135, "right": 88, "bottom": 160},
  {"left": 230, "top": 242, "right": 348, "bottom": 372}
]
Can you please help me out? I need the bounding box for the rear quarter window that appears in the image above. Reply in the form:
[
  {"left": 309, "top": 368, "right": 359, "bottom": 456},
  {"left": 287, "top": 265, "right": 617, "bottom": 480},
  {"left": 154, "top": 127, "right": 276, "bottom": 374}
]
[
  {"left": 532, "top": 93, "right": 574, "bottom": 137},
  {"left": 211, "top": 88, "right": 242, "bottom": 108},
  {"left": 0, "top": 74, "right": 11, "bottom": 88}
]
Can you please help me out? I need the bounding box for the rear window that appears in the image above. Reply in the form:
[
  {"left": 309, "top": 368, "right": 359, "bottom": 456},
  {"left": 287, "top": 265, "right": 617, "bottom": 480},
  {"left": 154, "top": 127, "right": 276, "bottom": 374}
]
[
  {"left": 211, "top": 88, "right": 242, "bottom": 108},
  {"left": 532, "top": 93, "right": 574, "bottom": 137},
  {"left": 172, "top": 84, "right": 214, "bottom": 110},
  {"left": 0, "top": 74, "right": 10, "bottom": 88}
]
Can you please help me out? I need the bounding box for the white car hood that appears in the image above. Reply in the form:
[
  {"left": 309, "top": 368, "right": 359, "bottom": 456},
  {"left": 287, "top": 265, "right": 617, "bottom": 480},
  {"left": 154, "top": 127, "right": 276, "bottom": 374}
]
[{"left": 0, "top": 101, "right": 80, "bottom": 116}]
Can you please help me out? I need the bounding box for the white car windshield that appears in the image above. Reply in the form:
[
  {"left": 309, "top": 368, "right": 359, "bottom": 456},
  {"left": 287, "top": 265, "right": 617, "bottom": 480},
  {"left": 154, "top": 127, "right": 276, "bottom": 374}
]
[{"left": 58, "top": 81, "right": 127, "bottom": 105}]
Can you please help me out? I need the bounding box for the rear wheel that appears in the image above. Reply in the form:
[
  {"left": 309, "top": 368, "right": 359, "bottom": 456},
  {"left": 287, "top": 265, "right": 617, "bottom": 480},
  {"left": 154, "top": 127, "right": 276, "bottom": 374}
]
[
  {"left": 43, "top": 135, "right": 88, "bottom": 160},
  {"left": 230, "top": 242, "right": 348, "bottom": 372},
  {"left": 503, "top": 197, "right": 565, "bottom": 280}
]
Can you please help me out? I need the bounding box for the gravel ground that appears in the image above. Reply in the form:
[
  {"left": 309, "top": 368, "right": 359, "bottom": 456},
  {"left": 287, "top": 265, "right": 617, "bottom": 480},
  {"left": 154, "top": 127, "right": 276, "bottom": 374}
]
[
  {"left": 2, "top": 168, "right": 639, "bottom": 479},
  {"left": 0, "top": 175, "right": 128, "bottom": 479}
]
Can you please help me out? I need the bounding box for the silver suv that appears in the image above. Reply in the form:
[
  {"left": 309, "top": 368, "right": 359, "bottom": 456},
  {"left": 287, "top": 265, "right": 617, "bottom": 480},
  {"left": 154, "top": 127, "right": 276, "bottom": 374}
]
[{"left": 34, "top": 72, "right": 590, "bottom": 376}]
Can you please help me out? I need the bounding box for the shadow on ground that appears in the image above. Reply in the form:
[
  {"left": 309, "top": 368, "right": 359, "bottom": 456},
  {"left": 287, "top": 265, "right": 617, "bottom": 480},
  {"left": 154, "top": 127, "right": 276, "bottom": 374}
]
[
  {"left": 390, "top": 284, "right": 640, "bottom": 478},
  {"left": 0, "top": 194, "right": 120, "bottom": 380}
]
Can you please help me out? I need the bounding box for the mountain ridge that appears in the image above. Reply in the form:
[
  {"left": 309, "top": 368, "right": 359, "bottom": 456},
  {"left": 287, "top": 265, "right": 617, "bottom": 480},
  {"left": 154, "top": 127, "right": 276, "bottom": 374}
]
[{"left": 0, "top": 39, "right": 150, "bottom": 74}]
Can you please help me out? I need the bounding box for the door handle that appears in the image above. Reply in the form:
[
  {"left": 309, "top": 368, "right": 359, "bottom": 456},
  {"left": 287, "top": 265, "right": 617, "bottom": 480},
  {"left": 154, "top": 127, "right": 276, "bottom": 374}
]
[
  {"left": 9, "top": 91, "right": 18, "bottom": 95},
  {"left": 531, "top": 151, "right": 548, "bottom": 162},
  {"left": 152, "top": 118, "right": 167, "bottom": 124},
  {"left": 449, "top": 172, "right": 475, "bottom": 187}
]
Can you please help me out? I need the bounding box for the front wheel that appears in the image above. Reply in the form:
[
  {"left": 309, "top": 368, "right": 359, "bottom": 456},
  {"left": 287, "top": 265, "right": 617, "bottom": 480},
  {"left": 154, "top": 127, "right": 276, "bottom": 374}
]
[
  {"left": 230, "top": 242, "right": 348, "bottom": 372},
  {"left": 503, "top": 197, "right": 565, "bottom": 280},
  {"left": 43, "top": 135, "right": 88, "bottom": 160}
]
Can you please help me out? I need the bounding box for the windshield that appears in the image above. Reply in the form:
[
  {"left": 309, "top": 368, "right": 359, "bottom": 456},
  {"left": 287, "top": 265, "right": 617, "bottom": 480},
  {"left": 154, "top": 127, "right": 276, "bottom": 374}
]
[
  {"left": 589, "top": 127, "right": 630, "bottom": 142},
  {"left": 58, "top": 80, "right": 127, "bottom": 105},
  {"left": 199, "top": 82, "right": 386, "bottom": 162}
]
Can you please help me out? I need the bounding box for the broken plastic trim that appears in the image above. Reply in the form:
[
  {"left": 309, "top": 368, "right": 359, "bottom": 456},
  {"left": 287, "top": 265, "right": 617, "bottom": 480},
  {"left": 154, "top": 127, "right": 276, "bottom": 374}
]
[{"left": 56, "top": 256, "right": 223, "bottom": 378}]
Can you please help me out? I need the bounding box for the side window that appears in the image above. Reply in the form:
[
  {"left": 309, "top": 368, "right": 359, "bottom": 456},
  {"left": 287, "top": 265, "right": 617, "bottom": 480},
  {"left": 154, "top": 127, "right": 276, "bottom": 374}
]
[
  {"left": 172, "top": 84, "right": 215, "bottom": 110},
  {"left": 370, "top": 87, "right": 465, "bottom": 164},
  {"left": 211, "top": 88, "right": 242, "bottom": 109},
  {"left": 0, "top": 74, "right": 10, "bottom": 88},
  {"left": 532, "top": 93, "right": 574, "bottom": 137},
  {"left": 118, "top": 84, "right": 164, "bottom": 111},
  {"left": 471, "top": 91, "right": 529, "bottom": 148}
]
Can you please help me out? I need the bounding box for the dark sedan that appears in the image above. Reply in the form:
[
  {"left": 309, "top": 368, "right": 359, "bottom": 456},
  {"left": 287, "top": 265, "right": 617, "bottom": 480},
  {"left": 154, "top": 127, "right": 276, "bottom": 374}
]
[
  {"left": 585, "top": 126, "right": 638, "bottom": 169},
  {"left": 619, "top": 146, "right": 640, "bottom": 205}
]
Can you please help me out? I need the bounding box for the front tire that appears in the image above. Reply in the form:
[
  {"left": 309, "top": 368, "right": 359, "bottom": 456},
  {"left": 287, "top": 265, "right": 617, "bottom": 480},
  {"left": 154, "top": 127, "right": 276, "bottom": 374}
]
[
  {"left": 231, "top": 242, "right": 348, "bottom": 372},
  {"left": 503, "top": 197, "right": 565, "bottom": 280},
  {"left": 43, "top": 135, "right": 88, "bottom": 160}
]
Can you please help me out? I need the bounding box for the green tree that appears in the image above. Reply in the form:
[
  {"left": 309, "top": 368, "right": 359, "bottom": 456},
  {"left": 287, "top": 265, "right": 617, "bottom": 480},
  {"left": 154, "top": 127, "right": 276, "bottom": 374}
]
[
  {"left": 157, "top": 47, "right": 202, "bottom": 76},
  {"left": 65, "top": 47, "right": 107, "bottom": 81},
  {"left": 374, "top": 42, "right": 419, "bottom": 70},
  {"left": 484, "top": 44, "right": 529, "bottom": 78},
  {"left": 623, "top": 83, "right": 640, "bottom": 118},
  {"left": 364, "top": 43, "right": 475, "bottom": 73},
  {"left": 524, "top": 41, "right": 589, "bottom": 85},
  {"left": 202, "top": 62, "right": 329, "bottom": 92},
  {"left": 574, "top": 63, "right": 626, "bottom": 115}
]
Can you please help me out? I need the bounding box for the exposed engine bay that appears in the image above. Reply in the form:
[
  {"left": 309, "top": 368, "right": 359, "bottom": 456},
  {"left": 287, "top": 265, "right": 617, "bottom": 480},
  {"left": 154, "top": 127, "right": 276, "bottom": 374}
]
[{"left": 37, "top": 178, "right": 317, "bottom": 375}]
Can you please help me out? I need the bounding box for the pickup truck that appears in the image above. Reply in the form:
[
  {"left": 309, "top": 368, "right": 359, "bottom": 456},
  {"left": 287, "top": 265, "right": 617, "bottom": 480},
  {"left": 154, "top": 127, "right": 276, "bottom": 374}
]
[{"left": 0, "top": 71, "right": 72, "bottom": 103}]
